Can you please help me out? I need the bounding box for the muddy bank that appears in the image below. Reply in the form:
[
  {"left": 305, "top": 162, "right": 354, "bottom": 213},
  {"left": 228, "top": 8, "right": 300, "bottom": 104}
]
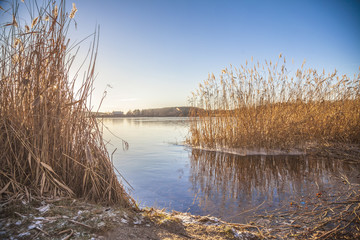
[
  {"left": 1, "top": 185, "right": 359, "bottom": 240},
  {"left": 0, "top": 198, "right": 259, "bottom": 240}
]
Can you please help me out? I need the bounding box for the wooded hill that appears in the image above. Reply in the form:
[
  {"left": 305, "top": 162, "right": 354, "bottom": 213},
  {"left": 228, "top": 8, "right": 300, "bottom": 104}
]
[{"left": 94, "top": 107, "right": 200, "bottom": 117}]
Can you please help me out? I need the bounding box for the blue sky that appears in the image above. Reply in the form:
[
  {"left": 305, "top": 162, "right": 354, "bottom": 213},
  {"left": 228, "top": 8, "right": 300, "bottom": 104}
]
[{"left": 2, "top": 0, "right": 360, "bottom": 112}]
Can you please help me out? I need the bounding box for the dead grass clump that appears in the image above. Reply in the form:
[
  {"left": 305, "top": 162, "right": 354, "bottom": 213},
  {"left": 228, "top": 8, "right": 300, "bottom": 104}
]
[
  {"left": 188, "top": 55, "right": 360, "bottom": 152},
  {"left": 0, "top": 0, "right": 134, "bottom": 207}
]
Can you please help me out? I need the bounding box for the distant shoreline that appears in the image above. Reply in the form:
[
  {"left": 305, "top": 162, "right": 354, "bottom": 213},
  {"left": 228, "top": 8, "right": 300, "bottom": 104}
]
[
  {"left": 94, "top": 115, "right": 190, "bottom": 118},
  {"left": 92, "top": 106, "right": 198, "bottom": 118}
]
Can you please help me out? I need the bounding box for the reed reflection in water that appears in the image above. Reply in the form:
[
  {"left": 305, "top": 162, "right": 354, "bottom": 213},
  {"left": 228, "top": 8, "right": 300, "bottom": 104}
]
[
  {"left": 189, "top": 149, "right": 360, "bottom": 223},
  {"left": 102, "top": 117, "right": 359, "bottom": 223}
]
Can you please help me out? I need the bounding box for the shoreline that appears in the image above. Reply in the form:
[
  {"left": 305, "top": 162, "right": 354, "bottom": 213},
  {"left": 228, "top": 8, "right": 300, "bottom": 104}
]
[
  {"left": 2, "top": 154, "right": 359, "bottom": 240},
  {"left": 2, "top": 140, "right": 359, "bottom": 239},
  {"left": 1, "top": 179, "right": 359, "bottom": 240}
]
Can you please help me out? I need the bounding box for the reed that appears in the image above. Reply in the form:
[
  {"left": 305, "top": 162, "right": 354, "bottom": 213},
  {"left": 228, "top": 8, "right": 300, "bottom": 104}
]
[
  {"left": 188, "top": 55, "right": 360, "bottom": 152},
  {"left": 0, "top": 0, "right": 134, "bottom": 206}
]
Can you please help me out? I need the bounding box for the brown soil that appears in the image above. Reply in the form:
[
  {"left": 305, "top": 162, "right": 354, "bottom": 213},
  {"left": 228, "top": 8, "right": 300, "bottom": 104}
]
[
  {"left": 0, "top": 198, "right": 260, "bottom": 240},
  {"left": 104, "top": 210, "right": 260, "bottom": 240}
]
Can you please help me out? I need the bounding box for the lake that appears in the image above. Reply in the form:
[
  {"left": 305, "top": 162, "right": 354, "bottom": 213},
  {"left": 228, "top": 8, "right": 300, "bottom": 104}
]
[{"left": 101, "top": 117, "right": 360, "bottom": 223}]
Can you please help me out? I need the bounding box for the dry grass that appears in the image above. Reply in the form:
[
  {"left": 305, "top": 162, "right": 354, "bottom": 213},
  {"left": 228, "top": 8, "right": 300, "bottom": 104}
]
[
  {"left": 0, "top": 0, "right": 134, "bottom": 207},
  {"left": 188, "top": 55, "right": 360, "bottom": 152}
]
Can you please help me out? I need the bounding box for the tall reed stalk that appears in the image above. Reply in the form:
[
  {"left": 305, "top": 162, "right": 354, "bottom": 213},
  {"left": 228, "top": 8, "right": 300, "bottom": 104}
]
[
  {"left": 188, "top": 55, "right": 360, "bottom": 152},
  {"left": 0, "top": 0, "right": 134, "bottom": 206}
]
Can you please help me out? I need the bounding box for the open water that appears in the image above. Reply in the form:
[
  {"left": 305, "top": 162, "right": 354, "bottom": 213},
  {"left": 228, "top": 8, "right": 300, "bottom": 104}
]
[{"left": 102, "top": 117, "right": 360, "bottom": 223}]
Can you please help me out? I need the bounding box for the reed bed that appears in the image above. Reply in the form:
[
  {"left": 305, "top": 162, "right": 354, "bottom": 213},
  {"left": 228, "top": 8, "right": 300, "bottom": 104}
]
[
  {"left": 0, "top": 0, "right": 134, "bottom": 206},
  {"left": 188, "top": 55, "right": 360, "bottom": 152}
]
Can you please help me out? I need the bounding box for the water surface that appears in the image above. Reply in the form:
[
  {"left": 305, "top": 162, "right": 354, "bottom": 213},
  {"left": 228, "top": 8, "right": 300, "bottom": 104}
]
[{"left": 102, "top": 117, "right": 360, "bottom": 223}]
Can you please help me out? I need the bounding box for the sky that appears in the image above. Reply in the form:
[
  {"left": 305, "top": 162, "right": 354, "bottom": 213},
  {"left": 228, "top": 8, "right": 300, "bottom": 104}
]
[{"left": 2, "top": 0, "right": 360, "bottom": 112}]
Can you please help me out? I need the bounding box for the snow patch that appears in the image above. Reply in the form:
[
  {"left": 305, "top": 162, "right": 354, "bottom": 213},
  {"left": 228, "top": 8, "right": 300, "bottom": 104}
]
[
  {"left": 36, "top": 204, "right": 50, "bottom": 214},
  {"left": 189, "top": 145, "right": 305, "bottom": 156}
]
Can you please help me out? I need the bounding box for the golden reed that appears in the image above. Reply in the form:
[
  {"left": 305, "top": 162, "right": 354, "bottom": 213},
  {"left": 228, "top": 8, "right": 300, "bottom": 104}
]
[
  {"left": 188, "top": 55, "right": 360, "bottom": 153},
  {"left": 0, "top": 0, "right": 134, "bottom": 206}
]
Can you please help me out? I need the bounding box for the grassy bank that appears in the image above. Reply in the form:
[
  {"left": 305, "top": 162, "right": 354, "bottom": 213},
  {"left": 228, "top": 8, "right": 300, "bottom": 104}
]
[
  {"left": 0, "top": 0, "right": 133, "bottom": 206},
  {"left": 188, "top": 55, "right": 360, "bottom": 152}
]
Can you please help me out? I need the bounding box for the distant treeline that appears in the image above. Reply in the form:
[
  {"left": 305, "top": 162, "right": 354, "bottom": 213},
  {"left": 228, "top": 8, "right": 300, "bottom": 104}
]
[{"left": 93, "top": 107, "right": 201, "bottom": 118}]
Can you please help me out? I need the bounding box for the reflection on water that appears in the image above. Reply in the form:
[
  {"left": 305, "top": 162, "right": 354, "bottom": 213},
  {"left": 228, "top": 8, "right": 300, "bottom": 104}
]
[
  {"left": 189, "top": 149, "right": 360, "bottom": 222},
  {"left": 104, "top": 117, "right": 189, "bottom": 127},
  {"left": 102, "top": 117, "right": 360, "bottom": 223}
]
